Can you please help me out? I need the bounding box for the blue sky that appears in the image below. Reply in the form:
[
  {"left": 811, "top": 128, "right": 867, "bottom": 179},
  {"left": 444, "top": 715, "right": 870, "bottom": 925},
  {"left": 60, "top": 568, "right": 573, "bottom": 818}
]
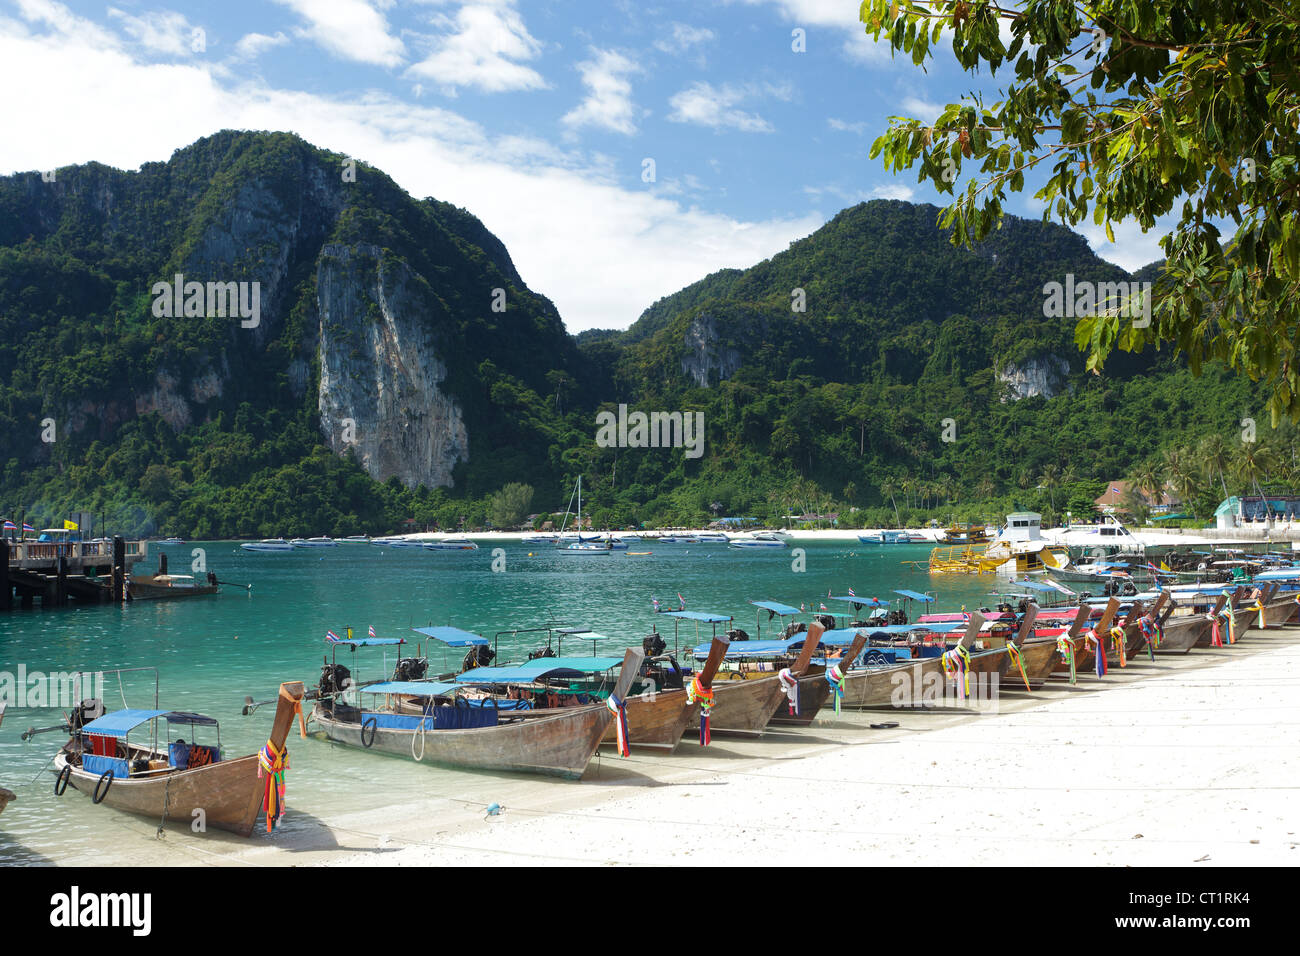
[{"left": 0, "top": 0, "right": 1166, "bottom": 331}]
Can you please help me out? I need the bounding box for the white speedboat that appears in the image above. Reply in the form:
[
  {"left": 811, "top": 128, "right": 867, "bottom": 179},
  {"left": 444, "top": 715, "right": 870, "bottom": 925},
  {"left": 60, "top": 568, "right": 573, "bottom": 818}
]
[
  {"left": 240, "top": 539, "right": 294, "bottom": 552},
  {"left": 424, "top": 537, "right": 479, "bottom": 551},
  {"left": 694, "top": 532, "right": 730, "bottom": 543},
  {"left": 729, "top": 535, "right": 787, "bottom": 549},
  {"left": 337, "top": 535, "right": 370, "bottom": 544},
  {"left": 291, "top": 536, "right": 337, "bottom": 548},
  {"left": 522, "top": 534, "right": 560, "bottom": 545}
]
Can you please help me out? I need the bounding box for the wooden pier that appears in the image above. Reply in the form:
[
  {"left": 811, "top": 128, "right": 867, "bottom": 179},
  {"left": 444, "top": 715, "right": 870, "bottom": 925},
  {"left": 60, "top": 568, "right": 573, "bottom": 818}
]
[{"left": 0, "top": 537, "right": 147, "bottom": 610}]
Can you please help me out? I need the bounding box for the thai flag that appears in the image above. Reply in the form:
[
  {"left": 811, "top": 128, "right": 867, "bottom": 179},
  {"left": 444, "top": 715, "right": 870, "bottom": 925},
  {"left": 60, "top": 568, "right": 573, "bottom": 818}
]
[
  {"left": 652, "top": 596, "right": 660, "bottom": 610},
  {"left": 368, "top": 625, "right": 376, "bottom": 639},
  {"left": 800, "top": 603, "right": 805, "bottom": 612},
  {"left": 22, "top": 523, "right": 34, "bottom": 533},
  {"left": 326, "top": 630, "right": 341, "bottom": 643},
  {"left": 847, "top": 587, "right": 856, "bottom": 597},
  {"left": 2, "top": 520, "right": 15, "bottom": 531},
  {"left": 820, "top": 603, "right": 828, "bottom": 611},
  {"left": 677, "top": 592, "right": 685, "bottom": 609}
]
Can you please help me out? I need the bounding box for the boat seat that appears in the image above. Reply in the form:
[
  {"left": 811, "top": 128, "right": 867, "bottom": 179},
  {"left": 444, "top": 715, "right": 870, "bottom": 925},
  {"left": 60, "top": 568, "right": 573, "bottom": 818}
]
[{"left": 82, "top": 754, "right": 130, "bottom": 778}]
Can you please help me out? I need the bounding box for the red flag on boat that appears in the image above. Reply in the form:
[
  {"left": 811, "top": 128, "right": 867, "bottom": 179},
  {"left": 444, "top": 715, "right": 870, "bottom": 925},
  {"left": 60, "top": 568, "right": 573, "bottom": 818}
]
[{"left": 368, "top": 625, "right": 376, "bottom": 639}]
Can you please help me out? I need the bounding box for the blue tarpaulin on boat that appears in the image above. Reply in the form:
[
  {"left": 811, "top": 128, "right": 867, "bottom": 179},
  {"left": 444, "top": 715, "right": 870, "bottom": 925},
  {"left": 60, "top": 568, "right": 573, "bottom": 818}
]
[
  {"left": 658, "top": 610, "right": 733, "bottom": 623},
  {"left": 1009, "top": 580, "right": 1060, "bottom": 592},
  {"left": 362, "top": 681, "right": 461, "bottom": 696},
  {"left": 411, "top": 626, "right": 488, "bottom": 646},
  {"left": 893, "top": 589, "right": 935, "bottom": 602},
  {"left": 79, "top": 709, "right": 169, "bottom": 738},
  {"left": 821, "top": 623, "right": 963, "bottom": 641},
  {"left": 81, "top": 755, "right": 130, "bottom": 777},
  {"left": 457, "top": 657, "right": 622, "bottom": 683},
  {"left": 749, "top": 600, "right": 802, "bottom": 616},
  {"left": 692, "top": 638, "right": 801, "bottom": 658}
]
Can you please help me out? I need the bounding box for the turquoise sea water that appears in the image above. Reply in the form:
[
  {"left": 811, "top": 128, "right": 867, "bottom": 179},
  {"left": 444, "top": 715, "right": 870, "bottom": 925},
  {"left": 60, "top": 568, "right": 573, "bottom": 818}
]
[{"left": 0, "top": 538, "right": 998, "bottom": 863}]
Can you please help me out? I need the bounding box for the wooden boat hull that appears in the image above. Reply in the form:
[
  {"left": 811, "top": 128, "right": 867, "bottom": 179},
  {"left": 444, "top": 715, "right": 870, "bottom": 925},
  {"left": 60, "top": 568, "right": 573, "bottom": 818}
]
[
  {"left": 768, "top": 666, "right": 831, "bottom": 726},
  {"left": 708, "top": 676, "right": 787, "bottom": 735},
  {"left": 53, "top": 750, "right": 266, "bottom": 836},
  {"left": 313, "top": 704, "right": 611, "bottom": 779},
  {"left": 1150, "top": 614, "right": 1209, "bottom": 654},
  {"left": 1261, "top": 594, "right": 1299, "bottom": 628},
  {"left": 1194, "top": 606, "right": 1255, "bottom": 647},
  {"left": 838, "top": 653, "right": 957, "bottom": 709},
  {"left": 969, "top": 641, "right": 1058, "bottom": 690},
  {"left": 127, "top": 580, "right": 219, "bottom": 601},
  {"left": 601, "top": 689, "right": 697, "bottom": 752}
]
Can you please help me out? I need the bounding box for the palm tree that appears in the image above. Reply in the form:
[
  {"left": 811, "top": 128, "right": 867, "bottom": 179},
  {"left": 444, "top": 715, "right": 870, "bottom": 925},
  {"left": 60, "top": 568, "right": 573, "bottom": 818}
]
[
  {"left": 1038, "top": 464, "right": 1062, "bottom": 512},
  {"left": 1236, "top": 441, "right": 1278, "bottom": 517},
  {"left": 1198, "top": 433, "right": 1231, "bottom": 498},
  {"left": 880, "top": 479, "right": 902, "bottom": 528},
  {"left": 1130, "top": 459, "right": 1164, "bottom": 510}
]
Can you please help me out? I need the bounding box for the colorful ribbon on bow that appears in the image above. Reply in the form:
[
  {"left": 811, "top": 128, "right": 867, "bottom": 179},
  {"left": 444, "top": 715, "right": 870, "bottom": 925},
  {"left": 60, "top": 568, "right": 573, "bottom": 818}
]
[
  {"left": 1005, "top": 641, "right": 1031, "bottom": 692},
  {"left": 777, "top": 668, "right": 800, "bottom": 715},
  {"left": 685, "top": 675, "right": 714, "bottom": 745},
  {"left": 1248, "top": 599, "right": 1265, "bottom": 629},
  {"left": 1222, "top": 602, "right": 1237, "bottom": 645},
  {"left": 606, "top": 693, "right": 630, "bottom": 756},
  {"left": 1109, "top": 625, "right": 1128, "bottom": 668},
  {"left": 1084, "top": 629, "right": 1107, "bottom": 677},
  {"left": 1056, "top": 636, "right": 1076, "bottom": 685},
  {"left": 825, "top": 662, "right": 847, "bottom": 713},
  {"left": 257, "top": 740, "right": 288, "bottom": 833},
  {"left": 1138, "top": 616, "right": 1159, "bottom": 660},
  {"left": 941, "top": 646, "right": 971, "bottom": 700}
]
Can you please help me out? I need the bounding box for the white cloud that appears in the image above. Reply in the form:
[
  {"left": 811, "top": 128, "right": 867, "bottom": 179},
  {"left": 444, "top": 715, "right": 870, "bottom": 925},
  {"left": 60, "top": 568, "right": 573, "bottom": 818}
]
[
  {"left": 107, "top": 7, "right": 200, "bottom": 57},
  {"left": 668, "top": 81, "right": 781, "bottom": 133},
  {"left": 1079, "top": 218, "right": 1168, "bottom": 273},
  {"left": 870, "top": 183, "right": 914, "bottom": 201},
  {"left": 274, "top": 0, "right": 404, "bottom": 67},
  {"left": 900, "top": 95, "right": 943, "bottom": 124},
  {"left": 408, "top": 0, "right": 545, "bottom": 94},
  {"left": 654, "top": 22, "right": 714, "bottom": 55},
  {"left": 232, "top": 32, "right": 290, "bottom": 61},
  {"left": 827, "top": 117, "right": 867, "bottom": 134},
  {"left": 739, "top": 0, "right": 896, "bottom": 64},
  {"left": 0, "top": 5, "right": 821, "bottom": 332},
  {"left": 561, "top": 48, "right": 640, "bottom": 135}
]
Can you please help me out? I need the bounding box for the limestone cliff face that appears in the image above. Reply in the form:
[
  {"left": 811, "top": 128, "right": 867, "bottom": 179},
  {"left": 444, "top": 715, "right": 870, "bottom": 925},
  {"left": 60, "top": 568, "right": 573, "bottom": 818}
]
[
  {"left": 681, "top": 313, "right": 742, "bottom": 387},
  {"left": 316, "top": 244, "right": 469, "bottom": 488},
  {"left": 998, "top": 355, "right": 1070, "bottom": 400}
]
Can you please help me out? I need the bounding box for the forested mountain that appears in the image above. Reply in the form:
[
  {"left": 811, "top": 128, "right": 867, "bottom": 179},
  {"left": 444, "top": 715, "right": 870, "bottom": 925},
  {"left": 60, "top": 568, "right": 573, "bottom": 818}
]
[{"left": 0, "top": 132, "right": 1280, "bottom": 535}]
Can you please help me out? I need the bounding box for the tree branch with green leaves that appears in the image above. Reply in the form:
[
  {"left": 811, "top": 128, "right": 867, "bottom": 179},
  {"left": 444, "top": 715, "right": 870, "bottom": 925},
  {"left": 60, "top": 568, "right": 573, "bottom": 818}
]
[{"left": 861, "top": 0, "right": 1300, "bottom": 422}]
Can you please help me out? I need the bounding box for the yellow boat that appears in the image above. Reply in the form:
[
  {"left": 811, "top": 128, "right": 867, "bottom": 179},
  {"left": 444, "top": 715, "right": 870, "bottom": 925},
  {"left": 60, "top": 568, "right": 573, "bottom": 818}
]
[{"left": 926, "top": 513, "right": 1068, "bottom": 575}]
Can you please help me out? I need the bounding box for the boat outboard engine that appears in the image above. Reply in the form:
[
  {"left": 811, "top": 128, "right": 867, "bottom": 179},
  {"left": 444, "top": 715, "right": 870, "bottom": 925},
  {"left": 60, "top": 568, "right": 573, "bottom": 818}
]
[
  {"left": 393, "top": 657, "right": 428, "bottom": 681},
  {"left": 642, "top": 633, "right": 667, "bottom": 658},
  {"left": 206, "top": 572, "right": 218, "bottom": 586},
  {"left": 817, "top": 614, "right": 836, "bottom": 631},
  {"left": 466, "top": 646, "right": 497, "bottom": 669},
  {"left": 781, "top": 622, "right": 807, "bottom": 639},
  {"left": 526, "top": 646, "right": 555, "bottom": 661},
  {"left": 726, "top": 628, "right": 750, "bottom": 642},
  {"left": 319, "top": 661, "right": 352, "bottom": 697},
  {"left": 69, "top": 698, "right": 104, "bottom": 732}
]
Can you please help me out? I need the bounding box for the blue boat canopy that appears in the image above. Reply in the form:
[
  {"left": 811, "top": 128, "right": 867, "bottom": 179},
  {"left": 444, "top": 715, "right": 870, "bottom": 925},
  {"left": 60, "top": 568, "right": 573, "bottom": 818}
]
[
  {"left": 749, "top": 600, "right": 802, "bottom": 616},
  {"left": 893, "top": 589, "right": 934, "bottom": 602},
  {"left": 79, "top": 709, "right": 217, "bottom": 738},
  {"left": 457, "top": 657, "right": 622, "bottom": 684},
  {"left": 828, "top": 595, "right": 888, "bottom": 607},
  {"left": 361, "top": 680, "right": 461, "bottom": 696},
  {"left": 411, "top": 626, "right": 488, "bottom": 647},
  {"left": 332, "top": 637, "right": 407, "bottom": 647},
  {"left": 658, "top": 610, "right": 733, "bottom": 623},
  {"left": 1009, "top": 580, "right": 1060, "bottom": 592}
]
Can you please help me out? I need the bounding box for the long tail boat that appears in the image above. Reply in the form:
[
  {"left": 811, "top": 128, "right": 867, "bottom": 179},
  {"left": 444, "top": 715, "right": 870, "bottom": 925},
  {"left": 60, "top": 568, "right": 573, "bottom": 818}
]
[
  {"left": 708, "top": 621, "right": 831, "bottom": 734},
  {"left": 600, "top": 636, "right": 729, "bottom": 751},
  {"left": 967, "top": 604, "right": 1055, "bottom": 690},
  {"left": 1115, "top": 592, "right": 1170, "bottom": 662},
  {"left": 835, "top": 613, "right": 985, "bottom": 709},
  {"left": 769, "top": 629, "right": 868, "bottom": 726},
  {"left": 1194, "top": 585, "right": 1258, "bottom": 647},
  {"left": 1249, "top": 582, "right": 1297, "bottom": 628},
  {"left": 311, "top": 648, "right": 644, "bottom": 778},
  {"left": 1151, "top": 592, "right": 1224, "bottom": 654},
  {"left": 1061, "top": 597, "right": 1121, "bottom": 674},
  {"left": 45, "top": 679, "right": 306, "bottom": 836}
]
